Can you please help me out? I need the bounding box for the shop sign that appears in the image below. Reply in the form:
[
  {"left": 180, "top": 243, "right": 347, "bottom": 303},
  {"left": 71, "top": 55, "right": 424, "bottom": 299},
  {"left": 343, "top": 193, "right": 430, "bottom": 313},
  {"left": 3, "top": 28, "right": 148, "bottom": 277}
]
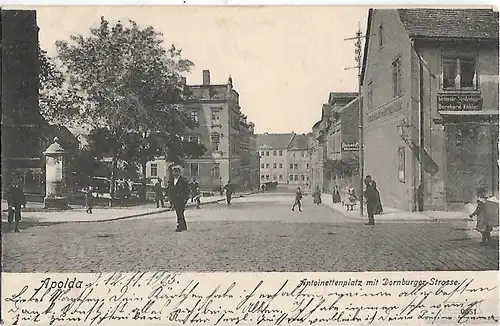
[
  {"left": 437, "top": 93, "right": 482, "bottom": 111},
  {"left": 341, "top": 142, "right": 364, "bottom": 152}
]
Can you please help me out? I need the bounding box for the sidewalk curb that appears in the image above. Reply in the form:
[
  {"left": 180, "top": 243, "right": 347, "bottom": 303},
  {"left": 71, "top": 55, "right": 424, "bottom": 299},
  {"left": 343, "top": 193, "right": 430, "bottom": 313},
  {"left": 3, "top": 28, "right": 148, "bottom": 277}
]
[
  {"left": 2, "top": 192, "right": 258, "bottom": 226},
  {"left": 322, "top": 202, "right": 470, "bottom": 222}
]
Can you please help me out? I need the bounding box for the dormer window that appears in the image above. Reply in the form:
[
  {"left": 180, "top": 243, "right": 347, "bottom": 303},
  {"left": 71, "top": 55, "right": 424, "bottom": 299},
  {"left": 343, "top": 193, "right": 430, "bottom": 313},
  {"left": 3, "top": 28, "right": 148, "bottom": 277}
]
[{"left": 442, "top": 56, "right": 477, "bottom": 90}]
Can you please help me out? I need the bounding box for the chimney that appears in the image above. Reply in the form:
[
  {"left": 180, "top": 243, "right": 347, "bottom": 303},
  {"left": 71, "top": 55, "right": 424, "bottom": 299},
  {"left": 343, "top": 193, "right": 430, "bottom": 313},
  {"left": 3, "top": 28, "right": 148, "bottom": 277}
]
[{"left": 202, "top": 70, "right": 210, "bottom": 85}]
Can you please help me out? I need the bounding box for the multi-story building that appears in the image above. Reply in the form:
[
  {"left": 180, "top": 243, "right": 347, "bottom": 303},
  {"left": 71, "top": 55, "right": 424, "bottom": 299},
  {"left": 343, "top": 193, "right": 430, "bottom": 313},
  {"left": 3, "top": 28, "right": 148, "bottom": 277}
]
[
  {"left": 1, "top": 10, "right": 45, "bottom": 188},
  {"left": 146, "top": 70, "right": 258, "bottom": 191},
  {"left": 361, "top": 8, "right": 499, "bottom": 211},
  {"left": 309, "top": 92, "right": 360, "bottom": 194},
  {"left": 257, "top": 133, "right": 291, "bottom": 185},
  {"left": 257, "top": 132, "right": 311, "bottom": 190},
  {"left": 286, "top": 133, "right": 311, "bottom": 190}
]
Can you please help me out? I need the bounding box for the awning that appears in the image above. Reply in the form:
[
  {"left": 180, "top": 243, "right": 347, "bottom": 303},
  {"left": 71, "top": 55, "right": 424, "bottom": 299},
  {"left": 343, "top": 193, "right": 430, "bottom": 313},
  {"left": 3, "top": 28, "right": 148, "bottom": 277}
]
[
  {"left": 435, "top": 110, "right": 499, "bottom": 124},
  {"left": 439, "top": 110, "right": 499, "bottom": 116},
  {"left": 410, "top": 141, "right": 439, "bottom": 176}
]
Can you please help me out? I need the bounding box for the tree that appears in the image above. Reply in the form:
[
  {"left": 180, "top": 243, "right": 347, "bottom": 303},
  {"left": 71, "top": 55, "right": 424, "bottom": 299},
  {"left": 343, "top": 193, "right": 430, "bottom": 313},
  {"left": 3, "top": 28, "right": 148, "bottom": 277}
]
[
  {"left": 55, "top": 17, "right": 203, "bottom": 205},
  {"left": 38, "top": 48, "right": 85, "bottom": 125}
]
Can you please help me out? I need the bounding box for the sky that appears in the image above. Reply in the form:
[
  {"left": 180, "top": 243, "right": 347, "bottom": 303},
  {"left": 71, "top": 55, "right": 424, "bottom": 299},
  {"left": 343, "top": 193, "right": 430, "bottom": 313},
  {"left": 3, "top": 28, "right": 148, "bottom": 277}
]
[{"left": 20, "top": 5, "right": 369, "bottom": 134}]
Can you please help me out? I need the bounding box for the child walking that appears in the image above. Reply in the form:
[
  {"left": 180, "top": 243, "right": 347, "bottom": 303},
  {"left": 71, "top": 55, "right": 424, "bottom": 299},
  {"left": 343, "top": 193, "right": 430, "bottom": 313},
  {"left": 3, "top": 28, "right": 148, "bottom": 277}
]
[{"left": 469, "top": 187, "right": 494, "bottom": 247}]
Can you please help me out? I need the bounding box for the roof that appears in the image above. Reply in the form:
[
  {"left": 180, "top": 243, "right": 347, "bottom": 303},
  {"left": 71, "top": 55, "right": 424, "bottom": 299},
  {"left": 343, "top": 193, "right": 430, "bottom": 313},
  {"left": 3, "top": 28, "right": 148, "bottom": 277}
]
[
  {"left": 361, "top": 8, "right": 499, "bottom": 85},
  {"left": 397, "top": 9, "right": 499, "bottom": 40},
  {"left": 257, "top": 133, "right": 294, "bottom": 149},
  {"left": 328, "top": 92, "right": 358, "bottom": 104},
  {"left": 288, "top": 133, "right": 309, "bottom": 149}
]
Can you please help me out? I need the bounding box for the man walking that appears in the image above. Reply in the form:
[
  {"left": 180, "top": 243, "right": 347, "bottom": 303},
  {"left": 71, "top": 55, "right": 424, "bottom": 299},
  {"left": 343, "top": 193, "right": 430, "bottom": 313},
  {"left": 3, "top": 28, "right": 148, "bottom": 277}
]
[
  {"left": 154, "top": 178, "right": 165, "bottom": 208},
  {"left": 168, "top": 165, "right": 190, "bottom": 232},
  {"left": 224, "top": 180, "right": 233, "bottom": 205},
  {"left": 292, "top": 187, "right": 303, "bottom": 212},
  {"left": 7, "top": 180, "right": 26, "bottom": 233},
  {"left": 364, "top": 175, "right": 378, "bottom": 225}
]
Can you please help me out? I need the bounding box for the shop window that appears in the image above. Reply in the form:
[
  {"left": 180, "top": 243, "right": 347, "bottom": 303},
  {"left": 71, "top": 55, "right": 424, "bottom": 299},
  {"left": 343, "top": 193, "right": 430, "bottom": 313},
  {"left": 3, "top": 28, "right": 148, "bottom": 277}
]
[{"left": 442, "top": 56, "right": 476, "bottom": 90}]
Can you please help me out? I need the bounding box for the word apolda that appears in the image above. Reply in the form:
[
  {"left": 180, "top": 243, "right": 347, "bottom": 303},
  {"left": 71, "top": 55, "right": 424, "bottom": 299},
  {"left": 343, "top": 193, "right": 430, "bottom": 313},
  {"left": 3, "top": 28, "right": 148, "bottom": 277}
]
[{"left": 40, "top": 277, "right": 83, "bottom": 290}]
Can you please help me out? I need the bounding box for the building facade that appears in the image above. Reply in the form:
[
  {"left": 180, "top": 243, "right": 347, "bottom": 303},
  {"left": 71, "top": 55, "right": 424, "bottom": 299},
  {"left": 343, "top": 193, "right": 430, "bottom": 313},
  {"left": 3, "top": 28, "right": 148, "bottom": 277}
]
[
  {"left": 309, "top": 92, "right": 361, "bottom": 195},
  {"left": 286, "top": 133, "right": 311, "bottom": 190},
  {"left": 147, "top": 70, "right": 258, "bottom": 191},
  {"left": 257, "top": 132, "right": 311, "bottom": 190},
  {"left": 257, "top": 133, "right": 291, "bottom": 186},
  {"left": 361, "top": 8, "right": 499, "bottom": 211},
  {"left": 1, "top": 10, "right": 45, "bottom": 188}
]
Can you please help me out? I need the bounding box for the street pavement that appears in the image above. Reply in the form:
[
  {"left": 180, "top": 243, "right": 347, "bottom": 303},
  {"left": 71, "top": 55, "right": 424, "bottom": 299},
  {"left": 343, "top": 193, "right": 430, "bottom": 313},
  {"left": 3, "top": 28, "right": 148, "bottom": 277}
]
[{"left": 2, "top": 193, "right": 498, "bottom": 273}]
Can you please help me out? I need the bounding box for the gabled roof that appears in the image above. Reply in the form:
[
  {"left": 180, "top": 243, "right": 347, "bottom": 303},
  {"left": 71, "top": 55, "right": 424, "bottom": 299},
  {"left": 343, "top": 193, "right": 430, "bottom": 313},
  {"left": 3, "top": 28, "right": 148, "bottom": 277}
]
[
  {"left": 256, "top": 133, "right": 294, "bottom": 149},
  {"left": 361, "top": 8, "right": 499, "bottom": 85},
  {"left": 397, "top": 8, "right": 499, "bottom": 40},
  {"left": 288, "top": 133, "right": 309, "bottom": 149}
]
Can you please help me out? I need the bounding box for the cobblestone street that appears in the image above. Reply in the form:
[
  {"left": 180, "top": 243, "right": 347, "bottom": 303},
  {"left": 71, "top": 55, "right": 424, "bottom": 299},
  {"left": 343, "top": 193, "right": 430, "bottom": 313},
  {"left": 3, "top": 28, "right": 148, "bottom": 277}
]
[{"left": 2, "top": 194, "right": 498, "bottom": 272}]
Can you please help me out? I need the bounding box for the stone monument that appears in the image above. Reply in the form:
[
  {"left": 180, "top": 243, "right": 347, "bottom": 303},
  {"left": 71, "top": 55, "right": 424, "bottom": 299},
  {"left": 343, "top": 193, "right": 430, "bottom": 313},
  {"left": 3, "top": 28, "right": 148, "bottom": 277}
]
[{"left": 43, "top": 137, "right": 70, "bottom": 209}]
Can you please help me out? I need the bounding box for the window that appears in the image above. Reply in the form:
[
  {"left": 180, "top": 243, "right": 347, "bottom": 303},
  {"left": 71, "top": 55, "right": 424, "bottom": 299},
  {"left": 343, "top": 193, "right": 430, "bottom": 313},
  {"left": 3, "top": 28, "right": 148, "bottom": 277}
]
[
  {"left": 189, "top": 135, "right": 199, "bottom": 143},
  {"left": 306, "top": 164, "right": 309, "bottom": 169},
  {"left": 294, "top": 164, "right": 298, "bottom": 169},
  {"left": 279, "top": 163, "right": 283, "bottom": 168},
  {"left": 150, "top": 163, "right": 158, "bottom": 177},
  {"left": 273, "top": 163, "right": 277, "bottom": 168},
  {"left": 266, "top": 175, "right": 270, "bottom": 180},
  {"left": 294, "top": 175, "right": 298, "bottom": 181},
  {"left": 211, "top": 108, "right": 221, "bottom": 126},
  {"left": 261, "top": 175, "right": 264, "bottom": 179},
  {"left": 279, "top": 175, "right": 283, "bottom": 180},
  {"left": 293, "top": 152, "right": 296, "bottom": 157},
  {"left": 190, "top": 163, "right": 199, "bottom": 177},
  {"left": 392, "top": 58, "right": 401, "bottom": 97},
  {"left": 190, "top": 110, "right": 199, "bottom": 123},
  {"left": 266, "top": 163, "right": 270, "bottom": 168},
  {"left": 261, "top": 163, "right": 265, "bottom": 169},
  {"left": 379, "top": 24, "right": 383, "bottom": 50},
  {"left": 211, "top": 133, "right": 220, "bottom": 151},
  {"left": 301, "top": 151, "right": 305, "bottom": 157},
  {"left": 301, "top": 175, "right": 305, "bottom": 181},
  {"left": 307, "top": 176, "right": 310, "bottom": 181},
  {"left": 398, "top": 147, "right": 405, "bottom": 183},
  {"left": 260, "top": 151, "right": 265, "bottom": 156},
  {"left": 289, "top": 175, "right": 294, "bottom": 181},
  {"left": 442, "top": 56, "right": 476, "bottom": 90},
  {"left": 289, "top": 164, "right": 294, "bottom": 169},
  {"left": 279, "top": 150, "right": 283, "bottom": 156},
  {"left": 213, "top": 163, "right": 220, "bottom": 178},
  {"left": 273, "top": 175, "right": 277, "bottom": 180},
  {"left": 367, "top": 81, "right": 373, "bottom": 110},
  {"left": 265, "top": 151, "right": 269, "bottom": 156},
  {"left": 273, "top": 150, "right": 277, "bottom": 156}
]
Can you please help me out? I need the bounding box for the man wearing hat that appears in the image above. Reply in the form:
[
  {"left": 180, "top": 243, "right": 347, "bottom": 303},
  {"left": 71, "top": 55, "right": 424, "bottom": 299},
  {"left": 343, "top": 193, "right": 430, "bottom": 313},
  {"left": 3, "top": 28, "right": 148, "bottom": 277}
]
[{"left": 168, "top": 165, "right": 190, "bottom": 232}]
